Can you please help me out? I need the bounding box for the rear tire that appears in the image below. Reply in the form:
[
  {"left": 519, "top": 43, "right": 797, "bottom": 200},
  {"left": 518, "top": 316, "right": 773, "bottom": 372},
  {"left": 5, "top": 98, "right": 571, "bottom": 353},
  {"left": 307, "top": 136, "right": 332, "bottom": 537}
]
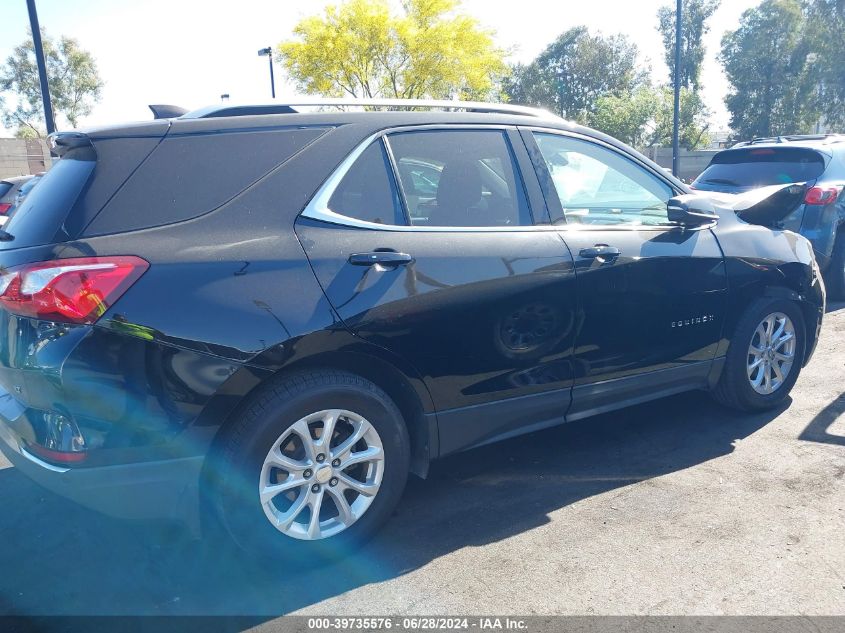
[
  {"left": 825, "top": 231, "right": 845, "bottom": 301},
  {"left": 712, "top": 298, "right": 805, "bottom": 411},
  {"left": 212, "top": 370, "right": 410, "bottom": 562}
]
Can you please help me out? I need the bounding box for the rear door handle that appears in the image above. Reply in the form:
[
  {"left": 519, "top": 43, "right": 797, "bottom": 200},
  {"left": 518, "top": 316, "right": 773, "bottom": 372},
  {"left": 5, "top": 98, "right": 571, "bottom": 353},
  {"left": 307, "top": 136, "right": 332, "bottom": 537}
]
[
  {"left": 579, "top": 245, "right": 621, "bottom": 259},
  {"left": 349, "top": 251, "right": 414, "bottom": 267}
]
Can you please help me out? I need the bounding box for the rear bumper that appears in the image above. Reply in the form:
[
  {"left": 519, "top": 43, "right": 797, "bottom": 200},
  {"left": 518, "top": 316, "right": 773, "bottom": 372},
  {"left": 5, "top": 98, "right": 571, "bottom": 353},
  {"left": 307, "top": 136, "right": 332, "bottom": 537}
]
[{"left": 0, "top": 415, "right": 203, "bottom": 528}]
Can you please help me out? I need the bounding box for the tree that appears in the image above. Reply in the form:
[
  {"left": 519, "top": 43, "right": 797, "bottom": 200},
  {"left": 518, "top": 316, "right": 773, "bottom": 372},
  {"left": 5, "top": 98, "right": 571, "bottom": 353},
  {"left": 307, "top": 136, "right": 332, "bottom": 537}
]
[
  {"left": 587, "top": 87, "right": 657, "bottom": 147},
  {"left": 0, "top": 29, "right": 103, "bottom": 136},
  {"left": 656, "top": 0, "right": 720, "bottom": 91},
  {"left": 503, "top": 26, "right": 647, "bottom": 123},
  {"left": 588, "top": 86, "right": 710, "bottom": 149},
  {"left": 721, "top": 0, "right": 821, "bottom": 139},
  {"left": 804, "top": 0, "right": 845, "bottom": 128},
  {"left": 278, "top": 0, "right": 507, "bottom": 100}
]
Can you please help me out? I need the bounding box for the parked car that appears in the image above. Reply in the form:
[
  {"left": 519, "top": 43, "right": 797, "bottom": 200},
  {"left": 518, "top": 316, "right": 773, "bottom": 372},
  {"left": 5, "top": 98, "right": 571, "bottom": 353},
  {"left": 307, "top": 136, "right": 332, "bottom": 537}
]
[
  {"left": 691, "top": 135, "right": 845, "bottom": 298},
  {"left": 0, "top": 100, "right": 824, "bottom": 559},
  {"left": 0, "top": 175, "right": 33, "bottom": 224}
]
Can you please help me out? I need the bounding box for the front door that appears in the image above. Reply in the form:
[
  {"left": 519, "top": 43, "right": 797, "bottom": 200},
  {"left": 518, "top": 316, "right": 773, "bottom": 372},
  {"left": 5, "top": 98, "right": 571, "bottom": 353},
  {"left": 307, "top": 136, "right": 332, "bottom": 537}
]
[
  {"left": 296, "top": 127, "right": 578, "bottom": 455},
  {"left": 524, "top": 130, "right": 728, "bottom": 420}
]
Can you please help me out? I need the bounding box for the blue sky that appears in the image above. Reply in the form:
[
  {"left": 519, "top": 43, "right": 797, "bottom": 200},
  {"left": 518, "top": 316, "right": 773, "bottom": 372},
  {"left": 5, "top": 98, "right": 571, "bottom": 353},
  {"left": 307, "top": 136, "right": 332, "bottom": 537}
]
[{"left": 0, "top": 0, "right": 761, "bottom": 135}]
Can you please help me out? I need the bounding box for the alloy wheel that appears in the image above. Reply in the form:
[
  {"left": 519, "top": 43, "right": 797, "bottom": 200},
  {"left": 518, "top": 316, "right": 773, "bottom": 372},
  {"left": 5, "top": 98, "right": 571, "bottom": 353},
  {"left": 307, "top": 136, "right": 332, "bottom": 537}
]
[
  {"left": 746, "top": 312, "right": 796, "bottom": 395},
  {"left": 258, "top": 409, "right": 385, "bottom": 540}
]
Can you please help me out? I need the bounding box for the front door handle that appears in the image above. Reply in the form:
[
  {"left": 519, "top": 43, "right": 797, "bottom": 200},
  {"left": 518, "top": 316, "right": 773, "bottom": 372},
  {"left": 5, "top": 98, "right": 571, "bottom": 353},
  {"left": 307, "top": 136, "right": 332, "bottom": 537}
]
[
  {"left": 349, "top": 251, "right": 414, "bottom": 267},
  {"left": 579, "top": 245, "right": 621, "bottom": 260}
]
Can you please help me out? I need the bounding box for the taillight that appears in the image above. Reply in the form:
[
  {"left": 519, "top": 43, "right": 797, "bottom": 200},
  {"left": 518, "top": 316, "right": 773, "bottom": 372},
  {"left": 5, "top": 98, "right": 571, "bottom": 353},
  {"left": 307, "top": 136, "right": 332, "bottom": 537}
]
[
  {"left": 0, "top": 256, "right": 148, "bottom": 324},
  {"left": 804, "top": 186, "right": 839, "bottom": 205},
  {"left": 0, "top": 203, "right": 11, "bottom": 215}
]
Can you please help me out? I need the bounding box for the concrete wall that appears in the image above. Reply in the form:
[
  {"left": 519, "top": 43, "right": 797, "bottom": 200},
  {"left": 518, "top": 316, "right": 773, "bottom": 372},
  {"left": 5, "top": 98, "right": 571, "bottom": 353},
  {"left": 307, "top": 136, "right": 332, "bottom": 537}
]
[
  {"left": 0, "top": 138, "right": 51, "bottom": 180},
  {"left": 640, "top": 147, "right": 720, "bottom": 183}
]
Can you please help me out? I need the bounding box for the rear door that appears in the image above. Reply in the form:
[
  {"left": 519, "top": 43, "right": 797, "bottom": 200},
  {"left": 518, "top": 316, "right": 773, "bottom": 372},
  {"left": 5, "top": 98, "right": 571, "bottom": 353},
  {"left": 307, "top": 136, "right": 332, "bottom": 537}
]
[
  {"left": 523, "top": 129, "right": 728, "bottom": 420},
  {"left": 296, "top": 126, "right": 578, "bottom": 455}
]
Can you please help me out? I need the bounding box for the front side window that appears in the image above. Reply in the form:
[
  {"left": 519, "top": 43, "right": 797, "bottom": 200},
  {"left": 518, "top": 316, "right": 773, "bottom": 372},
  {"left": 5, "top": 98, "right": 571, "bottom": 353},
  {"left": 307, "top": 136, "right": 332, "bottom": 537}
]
[
  {"left": 328, "top": 140, "right": 405, "bottom": 225},
  {"left": 387, "top": 130, "right": 532, "bottom": 227},
  {"left": 533, "top": 132, "right": 673, "bottom": 226}
]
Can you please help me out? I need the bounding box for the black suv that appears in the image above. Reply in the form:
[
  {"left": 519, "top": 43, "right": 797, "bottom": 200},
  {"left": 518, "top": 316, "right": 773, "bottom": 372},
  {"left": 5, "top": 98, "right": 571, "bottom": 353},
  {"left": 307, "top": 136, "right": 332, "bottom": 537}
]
[
  {"left": 0, "top": 101, "right": 825, "bottom": 557},
  {"left": 692, "top": 135, "right": 845, "bottom": 298}
]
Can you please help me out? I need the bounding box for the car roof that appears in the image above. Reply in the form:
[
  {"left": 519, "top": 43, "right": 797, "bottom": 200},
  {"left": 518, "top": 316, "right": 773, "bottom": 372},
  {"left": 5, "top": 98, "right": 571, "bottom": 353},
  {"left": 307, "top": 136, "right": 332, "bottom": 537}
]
[
  {"left": 730, "top": 134, "right": 845, "bottom": 151},
  {"left": 76, "top": 99, "right": 579, "bottom": 140},
  {"left": 72, "top": 99, "right": 635, "bottom": 161}
]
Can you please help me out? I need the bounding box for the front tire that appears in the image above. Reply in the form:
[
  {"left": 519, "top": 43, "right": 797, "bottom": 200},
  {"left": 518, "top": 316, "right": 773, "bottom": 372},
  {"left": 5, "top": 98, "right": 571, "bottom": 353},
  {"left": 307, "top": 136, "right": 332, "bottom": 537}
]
[
  {"left": 712, "top": 298, "right": 805, "bottom": 411},
  {"left": 213, "top": 371, "right": 410, "bottom": 561}
]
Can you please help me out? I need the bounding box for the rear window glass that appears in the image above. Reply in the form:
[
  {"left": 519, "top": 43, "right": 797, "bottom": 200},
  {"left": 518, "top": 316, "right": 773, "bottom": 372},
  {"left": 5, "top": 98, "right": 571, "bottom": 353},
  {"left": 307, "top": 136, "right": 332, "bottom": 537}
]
[
  {"left": 695, "top": 148, "right": 826, "bottom": 189},
  {"left": 0, "top": 150, "right": 95, "bottom": 250},
  {"left": 0, "top": 183, "right": 12, "bottom": 199},
  {"left": 86, "top": 127, "right": 329, "bottom": 235}
]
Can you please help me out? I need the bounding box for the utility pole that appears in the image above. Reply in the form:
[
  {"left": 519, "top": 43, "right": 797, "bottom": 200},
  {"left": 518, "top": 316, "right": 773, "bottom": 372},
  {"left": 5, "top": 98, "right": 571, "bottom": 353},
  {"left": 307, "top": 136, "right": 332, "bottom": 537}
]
[
  {"left": 258, "top": 47, "right": 276, "bottom": 99},
  {"left": 26, "top": 0, "right": 56, "bottom": 134},
  {"left": 672, "top": 0, "right": 682, "bottom": 178}
]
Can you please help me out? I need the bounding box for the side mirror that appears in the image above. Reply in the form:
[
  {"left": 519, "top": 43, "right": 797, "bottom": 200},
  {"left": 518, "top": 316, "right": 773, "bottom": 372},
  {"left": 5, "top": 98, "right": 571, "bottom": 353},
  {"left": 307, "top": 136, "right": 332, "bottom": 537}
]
[{"left": 667, "top": 194, "right": 718, "bottom": 227}]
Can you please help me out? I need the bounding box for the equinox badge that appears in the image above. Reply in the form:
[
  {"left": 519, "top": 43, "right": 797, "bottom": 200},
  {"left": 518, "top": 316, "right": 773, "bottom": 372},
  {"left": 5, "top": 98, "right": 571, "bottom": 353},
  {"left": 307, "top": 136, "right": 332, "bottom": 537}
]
[{"left": 672, "top": 315, "right": 715, "bottom": 328}]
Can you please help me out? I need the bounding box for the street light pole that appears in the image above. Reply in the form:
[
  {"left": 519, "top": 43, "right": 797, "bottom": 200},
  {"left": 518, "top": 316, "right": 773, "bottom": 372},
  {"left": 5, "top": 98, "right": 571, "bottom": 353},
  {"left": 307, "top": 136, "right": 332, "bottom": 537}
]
[
  {"left": 26, "top": 0, "right": 56, "bottom": 135},
  {"left": 672, "top": 0, "right": 682, "bottom": 178},
  {"left": 257, "top": 47, "right": 276, "bottom": 99}
]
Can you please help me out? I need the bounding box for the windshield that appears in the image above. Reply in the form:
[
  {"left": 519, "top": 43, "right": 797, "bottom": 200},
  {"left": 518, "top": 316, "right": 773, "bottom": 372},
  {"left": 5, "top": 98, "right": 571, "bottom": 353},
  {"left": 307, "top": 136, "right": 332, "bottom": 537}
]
[{"left": 693, "top": 147, "right": 826, "bottom": 192}]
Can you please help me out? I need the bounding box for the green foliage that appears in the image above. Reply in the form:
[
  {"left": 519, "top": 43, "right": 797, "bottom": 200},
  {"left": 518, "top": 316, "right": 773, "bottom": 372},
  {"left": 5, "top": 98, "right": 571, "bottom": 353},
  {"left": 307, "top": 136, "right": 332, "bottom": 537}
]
[
  {"left": 589, "top": 86, "right": 710, "bottom": 149},
  {"left": 503, "top": 26, "right": 647, "bottom": 123},
  {"left": 657, "top": 0, "right": 720, "bottom": 91},
  {"left": 278, "top": 0, "right": 508, "bottom": 100},
  {"left": 14, "top": 124, "right": 42, "bottom": 139},
  {"left": 804, "top": 0, "right": 845, "bottom": 128},
  {"left": 0, "top": 29, "right": 103, "bottom": 135},
  {"left": 721, "top": 0, "right": 821, "bottom": 139}
]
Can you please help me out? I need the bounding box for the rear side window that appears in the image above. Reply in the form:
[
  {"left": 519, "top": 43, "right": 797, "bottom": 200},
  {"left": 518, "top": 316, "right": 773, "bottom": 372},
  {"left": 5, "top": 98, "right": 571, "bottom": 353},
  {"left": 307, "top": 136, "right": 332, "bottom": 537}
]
[
  {"left": 695, "top": 148, "right": 826, "bottom": 189},
  {"left": 0, "top": 149, "right": 95, "bottom": 250},
  {"left": 328, "top": 141, "right": 405, "bottom": 225},
  {"left": 86, "top": 127, "right": 329, "bottom": 235},
  {"left": 387, "top": 130, "right": 532, "bottom": 227}
]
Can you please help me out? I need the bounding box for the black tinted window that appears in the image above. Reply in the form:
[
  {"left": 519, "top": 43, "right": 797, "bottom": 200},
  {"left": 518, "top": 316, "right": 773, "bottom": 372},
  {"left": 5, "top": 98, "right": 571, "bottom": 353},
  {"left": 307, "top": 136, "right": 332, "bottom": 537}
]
[
  {"left": 387, "top": 130, "right": 532, "bottom": 227},
  {"left": 87, "top": 127, "right": 329, "bottom": 235},
  {"left": 1, "top": 150, "right": 95, "bottom": 250},
  {"left": 328, "top": 141, "right": 404, "bottom": 225},
  {"left": 694, "top": 148, "right": 826, "bottom": 190}
]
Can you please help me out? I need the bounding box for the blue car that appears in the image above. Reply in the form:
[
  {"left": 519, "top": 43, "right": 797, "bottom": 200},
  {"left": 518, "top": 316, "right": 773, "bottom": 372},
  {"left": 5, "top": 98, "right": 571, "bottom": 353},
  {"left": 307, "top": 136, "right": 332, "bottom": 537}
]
[{"left": 692, "top": 134, "right": 845, "bottom": 298}]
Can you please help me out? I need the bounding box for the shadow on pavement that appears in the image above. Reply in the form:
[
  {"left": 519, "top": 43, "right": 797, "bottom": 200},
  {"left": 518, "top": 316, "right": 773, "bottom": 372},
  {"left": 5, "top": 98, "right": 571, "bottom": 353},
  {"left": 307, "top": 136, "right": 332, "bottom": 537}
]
[
  {"left": 799, "top": 392, "right": 845, "bottom": 447},
  {"left": 0, "top": 391, "right": 783, "bottom": 617}
]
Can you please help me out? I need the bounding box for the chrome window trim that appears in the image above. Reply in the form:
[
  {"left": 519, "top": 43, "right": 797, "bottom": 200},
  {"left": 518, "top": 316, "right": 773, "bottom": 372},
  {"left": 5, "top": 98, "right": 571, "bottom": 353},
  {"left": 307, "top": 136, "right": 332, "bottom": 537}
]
[{"left": 300, "top": 125, "right": 556, "bottom": 233}]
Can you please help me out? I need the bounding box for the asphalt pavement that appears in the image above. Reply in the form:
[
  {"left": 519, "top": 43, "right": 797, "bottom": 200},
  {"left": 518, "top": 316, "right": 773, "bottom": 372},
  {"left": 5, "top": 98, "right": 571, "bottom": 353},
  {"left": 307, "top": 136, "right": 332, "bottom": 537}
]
[{"left": 1, "top": 303, "right": 843, "bottom": 619}]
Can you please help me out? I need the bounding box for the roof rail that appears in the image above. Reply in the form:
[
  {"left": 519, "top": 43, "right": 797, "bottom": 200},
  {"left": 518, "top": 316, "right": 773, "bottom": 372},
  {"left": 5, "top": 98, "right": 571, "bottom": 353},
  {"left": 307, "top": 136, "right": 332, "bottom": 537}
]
[
  {"left": 733, "top": 133, "right": 845, "bottom": 148},
  {"left": 179, "top": 98, "right": 558, "bottom": 120}
]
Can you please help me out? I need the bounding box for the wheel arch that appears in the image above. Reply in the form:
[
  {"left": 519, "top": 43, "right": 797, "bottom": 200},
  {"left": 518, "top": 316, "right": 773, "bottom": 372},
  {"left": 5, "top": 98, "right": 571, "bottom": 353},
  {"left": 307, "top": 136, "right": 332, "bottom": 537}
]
[{"left": 199, "top": 345, "right": 436, "bottom": 488}]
